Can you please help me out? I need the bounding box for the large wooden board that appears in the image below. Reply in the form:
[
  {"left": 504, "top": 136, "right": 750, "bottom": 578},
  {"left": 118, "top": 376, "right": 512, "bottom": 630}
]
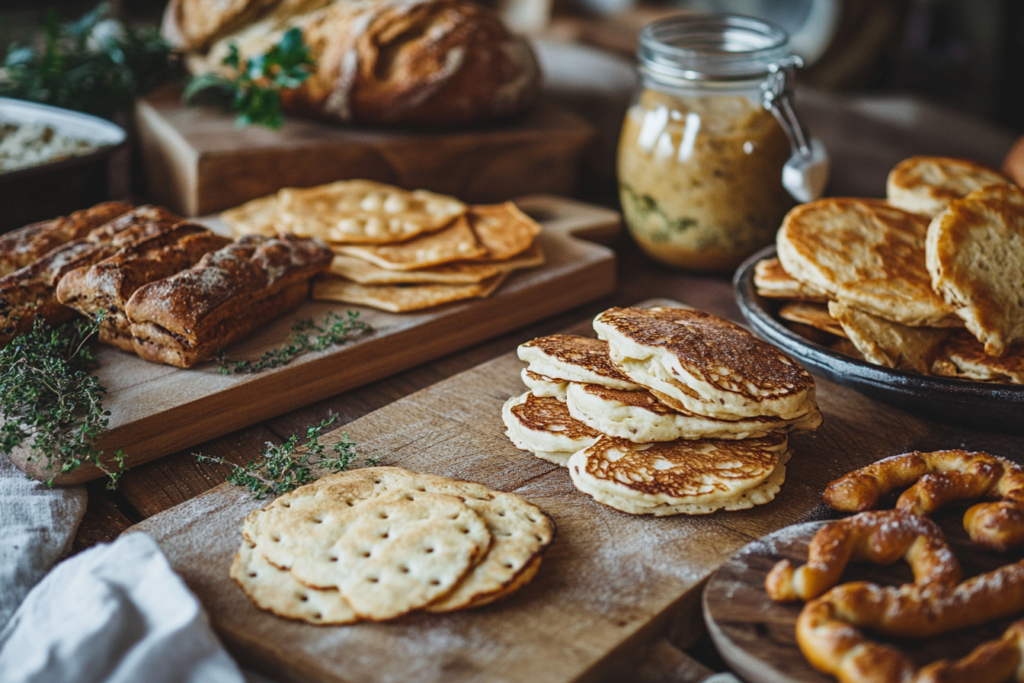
[
  {"left": 127, "top": 298, "right": 1024, "bottom": 683},
  {"left": 704, "top": 513, "right": 1024, "bottom": 683},
  {"left": 8, "top": 195, "right": 617, "bottom": 485},
  {"left": 136, "top": 85, "right": 596, "bottom": 216}
]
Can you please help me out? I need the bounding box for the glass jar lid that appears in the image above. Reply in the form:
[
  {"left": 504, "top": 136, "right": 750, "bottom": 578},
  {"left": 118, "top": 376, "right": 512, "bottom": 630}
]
[{"left": 639, "top": 14, "right": 791, "bottom": 84}]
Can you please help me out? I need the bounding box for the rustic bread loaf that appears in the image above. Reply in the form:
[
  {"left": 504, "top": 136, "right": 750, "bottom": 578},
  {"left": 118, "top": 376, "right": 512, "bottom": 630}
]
[
  {"left": 173, "top": 0, "right": 540, "bottom": 125},
  {"left": 125, "top": 234, "right": 332, "bottom": 368}
]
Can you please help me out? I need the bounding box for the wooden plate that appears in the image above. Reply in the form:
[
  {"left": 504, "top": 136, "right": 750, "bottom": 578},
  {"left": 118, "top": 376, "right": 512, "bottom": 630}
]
[
  {"left": 703, "top": 510, "right": 1024, "bottom": 683},
  {"left": 733, "top": 245, "right": 1024, "bottom": 431}
]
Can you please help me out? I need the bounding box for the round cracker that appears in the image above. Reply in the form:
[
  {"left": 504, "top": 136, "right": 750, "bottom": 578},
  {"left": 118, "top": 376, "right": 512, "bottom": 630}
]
[{"left": 231, "top": 540, "right": 358, "bottom": 625}]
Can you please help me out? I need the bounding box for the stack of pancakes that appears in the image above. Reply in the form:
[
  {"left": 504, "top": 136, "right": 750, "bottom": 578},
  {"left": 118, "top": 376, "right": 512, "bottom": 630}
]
[
  {"left": 222, "top": 179, "right": 544, "bottom": 312},
  {"left": 501, "top": 306, "right": 822, "bottom": 516},
  {"left": 759, "top": 156, "right": 1024, "bottom": 383}
]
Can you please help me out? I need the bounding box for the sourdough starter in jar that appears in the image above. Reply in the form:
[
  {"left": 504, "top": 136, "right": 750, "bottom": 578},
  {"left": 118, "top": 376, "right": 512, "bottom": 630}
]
[{"left": 618, "top": 15, "right": 799, "bottom": 271}]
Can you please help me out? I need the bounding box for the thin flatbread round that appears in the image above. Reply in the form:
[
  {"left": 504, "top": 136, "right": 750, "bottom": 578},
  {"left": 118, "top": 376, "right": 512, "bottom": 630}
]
[
  {"left": 459, "top": 555, "right": 542, "bottom": 610},
  {"left": 931, "top": 331, "right": 1024, "bottom": 384},
  {"left": 518, "top": 334, "right": 642, "bottom": 391},
  {"left": 231, "top": 540, "right": 358, "bottom": 625},
  {"left": 565, "top": 382, "right": 821, "bottom": 443},
  {"left": 778, "top": 301, "right": 847, "bottom": 339},
  {"left": 594, "top": 307, "right": 817, "bottom": 420},
  {"left": 567, "top": 434, "right": 789, "bottom": 515},
  {"left": 328, "top": 243, "right": 544, "bottom": 284},
  {"left": 222, "top": 194, "right": 280, "bottom": 237},
  {"left": 754, "top": 257, "right": 828, "bottom": 302},
  {"left": 777, "top": 198, "right": 960, "bottom": 327},
  {"left": 502, "top": 391, "right": 600, "bottom": 466},
  {"left": 466, "top": 202, "right": 542, "bottom": 261},
  {"left": 828, "top": 300, "right": 949, "bottom": 373},
  {"left": 887, "top": 156, "right": 1013, "bottom": 217},
  {"left": 277, "top": 180, "right": 465, "bottom": 244},
  {"left": 926, "top": 183, "right": 1024, "bottom": 357},
  {"left": 311, "top": 272, "right": 506, "bottom": 312},
  {"left": 333, "top": 215, "right": 486, "bottom": 270}
]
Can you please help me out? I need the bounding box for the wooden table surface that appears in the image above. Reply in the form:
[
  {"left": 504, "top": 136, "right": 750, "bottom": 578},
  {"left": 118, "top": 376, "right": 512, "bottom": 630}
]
[{"left": 68, "top": 91, "right": 1020, "bottom": 682}]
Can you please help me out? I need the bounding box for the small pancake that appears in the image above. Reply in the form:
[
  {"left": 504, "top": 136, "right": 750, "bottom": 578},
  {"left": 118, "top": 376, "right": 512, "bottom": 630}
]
[
  {"left": 926, "top": 184, "right": 1024, "bottom": 357},
  {"left": 333, "top": 215, "right": 487, "bottom": 270},
  {"left": 778, "top": 301, "right": 847, "bottom": 338},
  {"left": 754, "top": 257, "right": 828, "bottom": 302},
  {"left": 887, "top": 156, "right": 1013, "bottom": 217},
  {"left": 277, "top": 180, "right": 465, "bottom": 244},
  {"left": 466, "top": 202, "right": 542, "bottom": 261},
  {"left": 565, "top": 382, "right": 822, "bottom": 442},
  {"left": 328, "top": 243, "right": 544, "bottom": 285},
  {"left": 517, "top": 335, "right": 642, "bottom": 391},
  {"left": 567, "top": 433, "right": 789, "bottom": 515},
  {"left": 828, "top": 301, "right": 949, "bottom": 373},
  {"left": 311, "top": 272, "right": 506, "bottom": 312},
  {"left": 931, "top": 331, "right": 1024, "bottom": 384},
  {"left": 594, "top": 307, "right": 817, "bottom": 420},
  {"left": 223, "top": 194, "right": 280, "bottom": 237},
  {"left": 521, "top": 368, "right": 568, "bottom": 401},
  {"left": 777, "top": 198, "right": 960, "bottom": 327},
  {"left": 501, "top": 391, "right": 600, "bottom": 466}
]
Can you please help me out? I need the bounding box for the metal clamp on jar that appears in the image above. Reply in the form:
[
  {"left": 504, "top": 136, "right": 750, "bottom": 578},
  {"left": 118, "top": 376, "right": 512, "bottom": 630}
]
[{"left": 617, "top": 14, "right": 828, "bottom": 272}]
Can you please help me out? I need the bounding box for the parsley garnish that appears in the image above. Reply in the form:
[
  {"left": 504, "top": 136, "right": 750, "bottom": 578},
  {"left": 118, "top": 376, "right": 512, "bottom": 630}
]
[
  {"left": 184, "top": 27, "right": 315, "bottom": 129},
  {"left": 0, "top": 3, "right": 172, "bottom": 118},
  {"left": 196, "top": 414, "right": 382, "bottom": 499},
  {"left": 0, "top": 313, "right": 125, "bottom": 488},
  {"left": 215, "top": 310, "right": 370, "bottom": 375}
]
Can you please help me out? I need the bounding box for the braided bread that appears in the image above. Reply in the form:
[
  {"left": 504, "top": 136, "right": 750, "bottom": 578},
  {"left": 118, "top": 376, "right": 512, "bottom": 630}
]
[
  {"left": 765, "top": 510, "right": 959, "bottom": 602},
  {"left": 824, "top": 450, "right": 1024, "bottom": 551},
  {"left": 797, "top": 559, "right": 1024, "bottom": 683}
]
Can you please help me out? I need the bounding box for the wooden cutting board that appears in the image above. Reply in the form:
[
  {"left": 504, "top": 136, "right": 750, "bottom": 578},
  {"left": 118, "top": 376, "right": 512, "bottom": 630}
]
[
  {"left": 7, "top": 195, "right": 617, "bottom": 486},
  {"left": 127, "top": 297, "right": 1024, "bottom": 683},
  {"left": 704, "top": 514, "right": 1024, "bottom": 683},
  {"left": 136, "top": 85, "right": 596, "bottom": 216}
]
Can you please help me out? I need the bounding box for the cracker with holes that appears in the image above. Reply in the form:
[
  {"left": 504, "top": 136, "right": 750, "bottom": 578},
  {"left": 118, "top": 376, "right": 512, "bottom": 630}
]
[{"left": 235, "top": 467, "right": 555, "bottom": 623}]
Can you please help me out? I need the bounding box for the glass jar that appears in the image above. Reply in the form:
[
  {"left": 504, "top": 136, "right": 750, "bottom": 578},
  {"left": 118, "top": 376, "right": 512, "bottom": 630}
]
[{"left": 617, "top": 15, "right": 801, "bottom": 272}]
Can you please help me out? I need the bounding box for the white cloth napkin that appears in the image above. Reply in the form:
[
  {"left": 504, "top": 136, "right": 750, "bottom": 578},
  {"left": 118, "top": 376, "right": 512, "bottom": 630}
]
[
  {"left": 0, "top": 454, "right": 88, "bottom": 627},
  {"left": 0, "top": 532, "right": 249, "bottom": 683}
]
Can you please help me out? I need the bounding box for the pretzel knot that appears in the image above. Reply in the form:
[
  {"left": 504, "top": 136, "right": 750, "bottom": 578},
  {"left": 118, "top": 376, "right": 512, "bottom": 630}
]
[
  {"left": 823, "top": 450, "right": 1024, "bottom": 552},
  {"left": 797, "top": 559, "right": 1024, "bottom": 683},
  {"left": 765, "top": 510, "right": 959, "bottom": 602}
]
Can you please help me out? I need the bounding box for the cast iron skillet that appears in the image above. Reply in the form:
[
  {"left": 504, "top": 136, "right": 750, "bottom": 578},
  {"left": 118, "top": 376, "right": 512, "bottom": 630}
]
[{"left": 733, "top": 245, "right": 1024, "bottom": 432}]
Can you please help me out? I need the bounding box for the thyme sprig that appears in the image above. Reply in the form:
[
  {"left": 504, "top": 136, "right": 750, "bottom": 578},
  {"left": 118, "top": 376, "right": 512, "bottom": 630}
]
[
  {"left": 215, "top": 310, "right": 370, "bottom": 375},
  {"left": 184, "top": 26, "right": 315, "bottom": 129},
  {"left": 195, "top": 414, "right": 381, "bottom": 499},
  {"left": 0, "top": 312, "right": 125, "bottom": 488}
]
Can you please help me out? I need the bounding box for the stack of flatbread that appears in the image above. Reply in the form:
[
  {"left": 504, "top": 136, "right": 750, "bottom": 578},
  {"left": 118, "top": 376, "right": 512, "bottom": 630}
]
[
  {"left": 222, "top": 180, "right": 544, "bottom": 312},
  {"left": 501, "top": 306, "right": 822, "bottom": 516},
  {"left": 757, "top": 155, "right": 1024, "bottom": 383},
  {"left": 233, "top": 466, "right": 555, "bottom": 624}
]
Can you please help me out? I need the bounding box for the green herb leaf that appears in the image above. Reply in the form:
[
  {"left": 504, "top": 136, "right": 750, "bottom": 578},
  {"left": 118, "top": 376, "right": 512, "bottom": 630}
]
[
  {"left": 184, "top": 26, "right": 315, "bottom": 129},
  {"left": 215, "top": 310, "right": 370, "bottom": 375},
  {"left": 195, "top": 414, "right": 377, "bottom": 499},
  {"left": 0, "top": 312, "right": 125, "bottom": 488}
]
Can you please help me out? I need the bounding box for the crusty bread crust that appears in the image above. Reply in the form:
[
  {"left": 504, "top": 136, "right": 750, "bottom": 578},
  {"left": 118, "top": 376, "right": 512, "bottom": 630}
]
[
  {"left": 126, "top": 235, "right": 331, "bottom": 368},
  {"left": 184, "top": 0, "right": 540, "bottom": 125},
  {"left": 56, "top": 223, "right": 231, "bottom": 346},
  {"left": 0, "top": 201, "right": 133, "bottom": 277}
]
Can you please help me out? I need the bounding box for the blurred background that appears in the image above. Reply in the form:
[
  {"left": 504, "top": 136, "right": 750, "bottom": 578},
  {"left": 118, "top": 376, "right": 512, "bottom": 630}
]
[{"left": 2, "top": 0, "right": 1022, "bottom": 132}]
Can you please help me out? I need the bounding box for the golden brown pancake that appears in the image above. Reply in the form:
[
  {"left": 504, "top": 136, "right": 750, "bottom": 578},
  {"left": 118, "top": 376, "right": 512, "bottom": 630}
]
[
  {"left": 827, "top": 301, "right": 949, "bottom": 374},
  {"left": 517, "top": 334, "right": 642, "bottom": 391},
  {"left": 931, "top": 331, "right": 1024, "bottom": 384},
  {"left": 501, "top": 391, "right": 600, "bottom": 465},
  {"left": 754, "top": 257, "right": 828, "bottom": 301},
  {"left": 887, "top": 156, "right": 1013, "bottom": 217},
  {"left": 926, "top": 183, "right": 1024, "bottom": 357},
  {"left": 778, "top": 301, "right": 847, "bottom": 338},
  {"left": 777, "top": 198, "right": 960, "bottom": 327},
  {"left": 594, "top": 307, "right": 817, "bottom": 420}
]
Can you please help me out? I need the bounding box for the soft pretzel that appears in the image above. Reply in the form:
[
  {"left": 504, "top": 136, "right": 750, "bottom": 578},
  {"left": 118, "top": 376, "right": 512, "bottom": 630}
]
[
  {"left": 823, "top": 450, "right": 1024, "bottom": 551},
  {"left": 765, "top": 510, "right": 960, "bottom": 602},
  {"left": 796, "top": 558, "right": 1024, "bottom": 683}
]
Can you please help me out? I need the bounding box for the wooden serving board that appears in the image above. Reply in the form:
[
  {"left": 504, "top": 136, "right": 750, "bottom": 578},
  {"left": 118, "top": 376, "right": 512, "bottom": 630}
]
[
  {"left": 704, "top": 514, "right": 1024, "bottom": 683},
  {"left": 135, "top": 85, "right": 596, "bottom": 216},
  {"left": 122, "top": 297, "right": 1023, "bottom": 683},
  {"left": 8, "top": 195, "right": 618, "bottom": 486}
]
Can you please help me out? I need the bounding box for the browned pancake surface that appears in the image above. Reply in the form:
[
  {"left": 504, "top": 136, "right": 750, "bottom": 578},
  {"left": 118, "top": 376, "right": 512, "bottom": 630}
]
[
  {"left": 520, "top": 335, "right": 633, "bottom": 383},
  {"left": 510, "top": 392, "right": 600, "bottom": 440}
]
